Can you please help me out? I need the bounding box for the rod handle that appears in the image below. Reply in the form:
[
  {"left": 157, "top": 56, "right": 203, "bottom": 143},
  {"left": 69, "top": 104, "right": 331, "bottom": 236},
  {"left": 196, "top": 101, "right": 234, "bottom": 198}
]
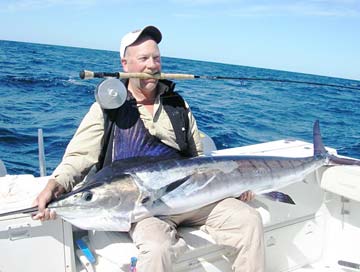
[{"left": 80, "top": 70, "right": 120, "bottom": 79}]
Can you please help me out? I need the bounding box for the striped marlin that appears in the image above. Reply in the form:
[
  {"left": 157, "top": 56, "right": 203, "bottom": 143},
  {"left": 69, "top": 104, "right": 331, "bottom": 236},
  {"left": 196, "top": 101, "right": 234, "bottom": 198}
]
[{"left": 1, "top": 121, "right": 359, "bottom": 231}]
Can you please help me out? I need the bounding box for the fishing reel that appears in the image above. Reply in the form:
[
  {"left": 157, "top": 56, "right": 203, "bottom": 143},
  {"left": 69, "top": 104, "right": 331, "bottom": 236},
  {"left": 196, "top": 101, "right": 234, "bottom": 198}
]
[{"left": 95, "top": 78, "right": 127, "bottom": 109}]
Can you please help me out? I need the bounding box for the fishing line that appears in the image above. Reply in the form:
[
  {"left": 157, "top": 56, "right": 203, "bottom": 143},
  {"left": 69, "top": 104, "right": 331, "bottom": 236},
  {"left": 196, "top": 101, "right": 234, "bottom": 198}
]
[{"left": 79, "top": 70, "right": 360, "bottom": 91}]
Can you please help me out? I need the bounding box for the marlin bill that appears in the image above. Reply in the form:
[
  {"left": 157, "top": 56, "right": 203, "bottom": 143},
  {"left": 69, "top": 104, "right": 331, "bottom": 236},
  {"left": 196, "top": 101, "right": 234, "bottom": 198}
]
[{"left": 1, "top": 121, "right": 359, "bottom": 231}]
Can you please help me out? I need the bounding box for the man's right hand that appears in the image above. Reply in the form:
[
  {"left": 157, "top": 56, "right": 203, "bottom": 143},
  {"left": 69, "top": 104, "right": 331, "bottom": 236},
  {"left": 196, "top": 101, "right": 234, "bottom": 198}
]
[{"left": 32, "top": 179, "right": 65, "bottom": 221}]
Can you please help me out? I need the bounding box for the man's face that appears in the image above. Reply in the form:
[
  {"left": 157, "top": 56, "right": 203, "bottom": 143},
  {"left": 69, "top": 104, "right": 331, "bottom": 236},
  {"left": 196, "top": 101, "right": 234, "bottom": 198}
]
[{"left": 122, "top": 37, "right": 161, "bottom": 94}]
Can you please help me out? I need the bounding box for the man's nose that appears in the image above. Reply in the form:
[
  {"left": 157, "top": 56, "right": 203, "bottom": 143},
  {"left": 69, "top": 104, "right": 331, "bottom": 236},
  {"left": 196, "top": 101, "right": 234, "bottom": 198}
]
[{"left": 146, "top": 57, "right": 158, "bottom": 69}]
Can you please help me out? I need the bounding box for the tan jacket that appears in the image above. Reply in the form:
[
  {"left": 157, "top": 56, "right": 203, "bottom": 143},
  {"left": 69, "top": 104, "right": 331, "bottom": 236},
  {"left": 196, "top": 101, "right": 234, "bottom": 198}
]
[{"left": 52, "top": 91, "right": 203, "bottom": 192}]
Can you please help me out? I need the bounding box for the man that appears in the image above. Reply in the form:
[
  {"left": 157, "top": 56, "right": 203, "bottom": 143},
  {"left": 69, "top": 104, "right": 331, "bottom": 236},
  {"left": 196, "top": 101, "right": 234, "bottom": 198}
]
[{"left": 33, "top": 26, "right": 265, "bottom": 272}]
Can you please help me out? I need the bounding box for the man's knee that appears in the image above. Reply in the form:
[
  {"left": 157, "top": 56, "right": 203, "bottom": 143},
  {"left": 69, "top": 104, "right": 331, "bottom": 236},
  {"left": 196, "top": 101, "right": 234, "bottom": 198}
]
[
  {"left": 131, "top": 217, "right": 176, "bottom": 245},
  {"left": 243, "top": 206, "right": 263, "bottom": 229},
  {"left": 219, "top": 198, "right": 263, "bottom": 229}
]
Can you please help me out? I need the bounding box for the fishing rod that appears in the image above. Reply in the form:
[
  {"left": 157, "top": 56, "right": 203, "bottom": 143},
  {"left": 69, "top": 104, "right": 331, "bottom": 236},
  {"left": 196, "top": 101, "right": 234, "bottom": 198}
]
[{"left": 79, "top": 70, "right": 360, "bottom": 91}]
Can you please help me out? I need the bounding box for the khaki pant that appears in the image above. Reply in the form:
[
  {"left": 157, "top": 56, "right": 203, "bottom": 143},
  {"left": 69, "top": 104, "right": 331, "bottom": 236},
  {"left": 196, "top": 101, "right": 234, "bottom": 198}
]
[{"left": 130, "top": 198, "right": 265, "bottom": 272}]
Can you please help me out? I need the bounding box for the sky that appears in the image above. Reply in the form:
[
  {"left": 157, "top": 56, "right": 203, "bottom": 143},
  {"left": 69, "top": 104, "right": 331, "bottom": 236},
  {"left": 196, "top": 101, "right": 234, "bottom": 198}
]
[{"left": 1, "top": 0, "right": 359, "bottom": 80}]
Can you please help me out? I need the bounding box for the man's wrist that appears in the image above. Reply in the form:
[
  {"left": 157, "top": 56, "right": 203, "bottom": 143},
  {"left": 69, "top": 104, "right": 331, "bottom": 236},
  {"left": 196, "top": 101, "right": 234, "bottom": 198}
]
[{"left": 47, "top": 178, "right": 66, "bottom": 196}]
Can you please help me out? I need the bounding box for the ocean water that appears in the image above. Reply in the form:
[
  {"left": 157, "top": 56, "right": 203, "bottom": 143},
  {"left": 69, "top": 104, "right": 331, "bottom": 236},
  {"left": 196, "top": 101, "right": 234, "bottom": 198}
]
[{"left": 0, "top": 40, "right": 359, "bottom": 176}]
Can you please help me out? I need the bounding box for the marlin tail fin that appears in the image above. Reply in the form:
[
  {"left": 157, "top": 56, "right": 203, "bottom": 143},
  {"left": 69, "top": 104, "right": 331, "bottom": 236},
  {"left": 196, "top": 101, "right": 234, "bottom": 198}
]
[
  {"left": 313, "top": 120, "right": 327, "bottom": 157},
  {"left": 314, "top": 120, "right": 360, "bottom": 166}
]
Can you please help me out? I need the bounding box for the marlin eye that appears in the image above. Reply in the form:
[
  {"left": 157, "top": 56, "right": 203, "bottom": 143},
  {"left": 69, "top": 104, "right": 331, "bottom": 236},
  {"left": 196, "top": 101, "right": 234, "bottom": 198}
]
[
  {"left": 141, "top": 196, "right": 150, "bottom": 204},
  {"left": 82, "top": 191, "right": 93, "bottom": 201}
]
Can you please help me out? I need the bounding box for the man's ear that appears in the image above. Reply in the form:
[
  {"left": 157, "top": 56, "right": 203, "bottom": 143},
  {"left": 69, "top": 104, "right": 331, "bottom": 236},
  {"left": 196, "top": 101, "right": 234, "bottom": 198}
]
[{"left": 121, "top": 58, "right": 128, "bottom": 72}]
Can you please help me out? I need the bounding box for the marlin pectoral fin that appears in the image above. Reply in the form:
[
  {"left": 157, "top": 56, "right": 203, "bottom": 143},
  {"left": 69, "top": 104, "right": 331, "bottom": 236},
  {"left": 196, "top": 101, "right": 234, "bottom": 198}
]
[
  {"left": 164, "top": 175, "right": 192, "bottom": 194},
  {"left": 262, "top": 191, "right": 296, "bottom": 205},
  {"left": 149, "top": 175, "right": 192, "bottom": 201},
  {"left": 141, "top": 175, "right": 192, "bottom": 205}
]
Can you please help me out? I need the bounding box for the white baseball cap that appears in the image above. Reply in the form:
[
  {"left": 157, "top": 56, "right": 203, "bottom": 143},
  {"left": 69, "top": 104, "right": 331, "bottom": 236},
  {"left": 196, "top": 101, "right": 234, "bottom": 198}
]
[{"left": 120, "top": 25, "right": 162, "bottom": 59}]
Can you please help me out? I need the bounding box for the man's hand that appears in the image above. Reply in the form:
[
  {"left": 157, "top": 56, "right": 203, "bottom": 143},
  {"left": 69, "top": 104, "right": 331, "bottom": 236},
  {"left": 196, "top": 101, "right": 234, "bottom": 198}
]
[
  {"left": 32, "top": 179, "right": 65, "bottom": 221},
  {"left": 238, "top": 190, "right": 255, "bottom": 202}
]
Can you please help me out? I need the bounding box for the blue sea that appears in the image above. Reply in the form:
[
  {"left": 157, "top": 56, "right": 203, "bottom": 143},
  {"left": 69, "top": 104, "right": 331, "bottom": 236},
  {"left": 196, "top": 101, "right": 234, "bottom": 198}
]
[{"left": 1, "top": 40, "right": 359, "bottom": 176}]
